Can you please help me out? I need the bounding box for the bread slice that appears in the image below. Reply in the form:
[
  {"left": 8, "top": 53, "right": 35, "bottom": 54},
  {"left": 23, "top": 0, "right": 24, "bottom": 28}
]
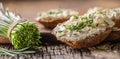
[
  {"left": 52, "top": 29, "right": 111, "bottom": 48},
  {"left": 38, "top": 18, "right": 68, "bottom": 29},
  {"left": 52, "top": 13, "right": 114, "bottom": 48},
  {"left": 0, "top": 36, "right": 10, "bottom": 44},
  {"left": 85, "top": 7, "right": 120, "bottom": 41},
  {"left": 105, "top": 18, "right": 120, "bottom": 41},
  {"left": 36, "top": 9, "right": 79, "bottom": 29}
]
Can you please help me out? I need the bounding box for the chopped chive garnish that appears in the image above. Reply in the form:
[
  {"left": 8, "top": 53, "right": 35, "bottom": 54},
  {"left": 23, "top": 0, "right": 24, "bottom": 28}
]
[{"left": 104, "top": 21, "right": 109, "bottom": 25}]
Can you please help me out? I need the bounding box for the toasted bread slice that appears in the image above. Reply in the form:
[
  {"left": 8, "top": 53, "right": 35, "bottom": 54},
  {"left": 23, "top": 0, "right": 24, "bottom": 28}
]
[
  {"left": 52, "top": 13, "right": 114, "bottom": 48},
  {"left": 105, "top": 18, "right": 120, "bottom": 41},
  {"left": 36, "top": 9, "right": 79, "bottom": 29},
  {"left": 38, "top": 18, "right": 68, "bottom": 29},
  {"left": 85, "top": 7, "right": 120, "bottom": 41},
  {"left": 0, "top": 36, "right": 10, "bottom": 44},
  {"left": 53, "top": 29, "right": 111, "bottom": 48}
]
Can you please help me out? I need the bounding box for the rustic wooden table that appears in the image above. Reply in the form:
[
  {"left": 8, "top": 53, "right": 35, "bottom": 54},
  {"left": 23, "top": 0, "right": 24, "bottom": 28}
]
[{"left": 1, "top": 0, "right": 120, "bottom": 59}]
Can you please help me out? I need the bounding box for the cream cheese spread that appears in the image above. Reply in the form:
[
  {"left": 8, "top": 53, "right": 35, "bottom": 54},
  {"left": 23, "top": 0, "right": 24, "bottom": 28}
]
[
  {"left": 36, "top": 9, "right": 79, "bottom": 21},
  {"left": 53, "top": 8, "right": 115, "bottom": 41}
]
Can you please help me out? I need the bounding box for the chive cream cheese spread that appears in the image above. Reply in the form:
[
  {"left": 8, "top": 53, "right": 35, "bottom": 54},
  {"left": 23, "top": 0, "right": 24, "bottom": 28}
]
[
  {"left": 36, "top": 9, "right": 79, "bottom": 21},
  {"left": 53, "top": 8, "right": 116, "bottom": 41}
]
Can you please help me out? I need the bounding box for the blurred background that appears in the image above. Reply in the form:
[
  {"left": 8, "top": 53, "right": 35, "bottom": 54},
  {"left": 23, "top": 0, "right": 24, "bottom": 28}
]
[
  {"left": 1, "top": 0, "right": 120, "bottom": 32},
  {"left": 1, "top": 0, "right": 120, "bottom": 20}
]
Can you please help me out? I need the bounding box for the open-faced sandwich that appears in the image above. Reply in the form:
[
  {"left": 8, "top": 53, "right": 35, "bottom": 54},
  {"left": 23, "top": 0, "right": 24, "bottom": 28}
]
[
  {"left": 52, "top": 14, "right": 114, "bottom": 48},
  {"left": 36, "top": 9, "right": 79, "bottom": 29},
  {"left": 106, "top": 8, "right": 120, "bottom": 41},
  {"left": 85, "top": 7, "right": 120, "bottom": 41}
]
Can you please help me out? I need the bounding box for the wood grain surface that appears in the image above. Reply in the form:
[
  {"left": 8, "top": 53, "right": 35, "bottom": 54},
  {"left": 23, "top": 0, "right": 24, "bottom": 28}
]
[{"left": 0, "top": 0, "right": 120, "bottom": 59}]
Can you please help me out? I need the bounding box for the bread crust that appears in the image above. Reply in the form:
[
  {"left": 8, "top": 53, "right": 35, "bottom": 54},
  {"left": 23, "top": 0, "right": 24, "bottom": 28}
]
[
  {"left": 38, "top": 18, "right": 68, "bottom": 29},
  {"left": 105, "top": 18, "right": 120, "bottom": 41},
  {"left": 52, "top": 29, "right": 112, "bottom": 48},
  {"left": 0, "top": 36, "right": 11, "bottom": 44}
]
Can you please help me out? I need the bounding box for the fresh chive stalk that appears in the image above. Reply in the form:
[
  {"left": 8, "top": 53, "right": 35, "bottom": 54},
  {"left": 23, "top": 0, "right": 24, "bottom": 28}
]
[
  {"left": 0, "top": 7, "right": 20, "bottom": 37},
  {"left": 0, "top": 4, "right": 42, "bottom": 55},
  {"left": 0, "top": 47, "right": 36, "bottom": 56}
]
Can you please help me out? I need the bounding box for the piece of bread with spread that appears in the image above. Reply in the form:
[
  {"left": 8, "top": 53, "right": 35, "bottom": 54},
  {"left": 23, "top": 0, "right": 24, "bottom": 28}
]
[
  {"left": 85, "top": 7, "right": 120, "bottom": 41},
  {"left": 106, "top": 8, "right": 120, "bottom": 41},
  {"left": 36, "top": 9, "right": 79, "bottom": 29},
  {"left": 52, "top": 14, "right": 114, "bottom": 48},
  {"left": 0, "top": 36, "right": 10, "bottom": 44}
]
